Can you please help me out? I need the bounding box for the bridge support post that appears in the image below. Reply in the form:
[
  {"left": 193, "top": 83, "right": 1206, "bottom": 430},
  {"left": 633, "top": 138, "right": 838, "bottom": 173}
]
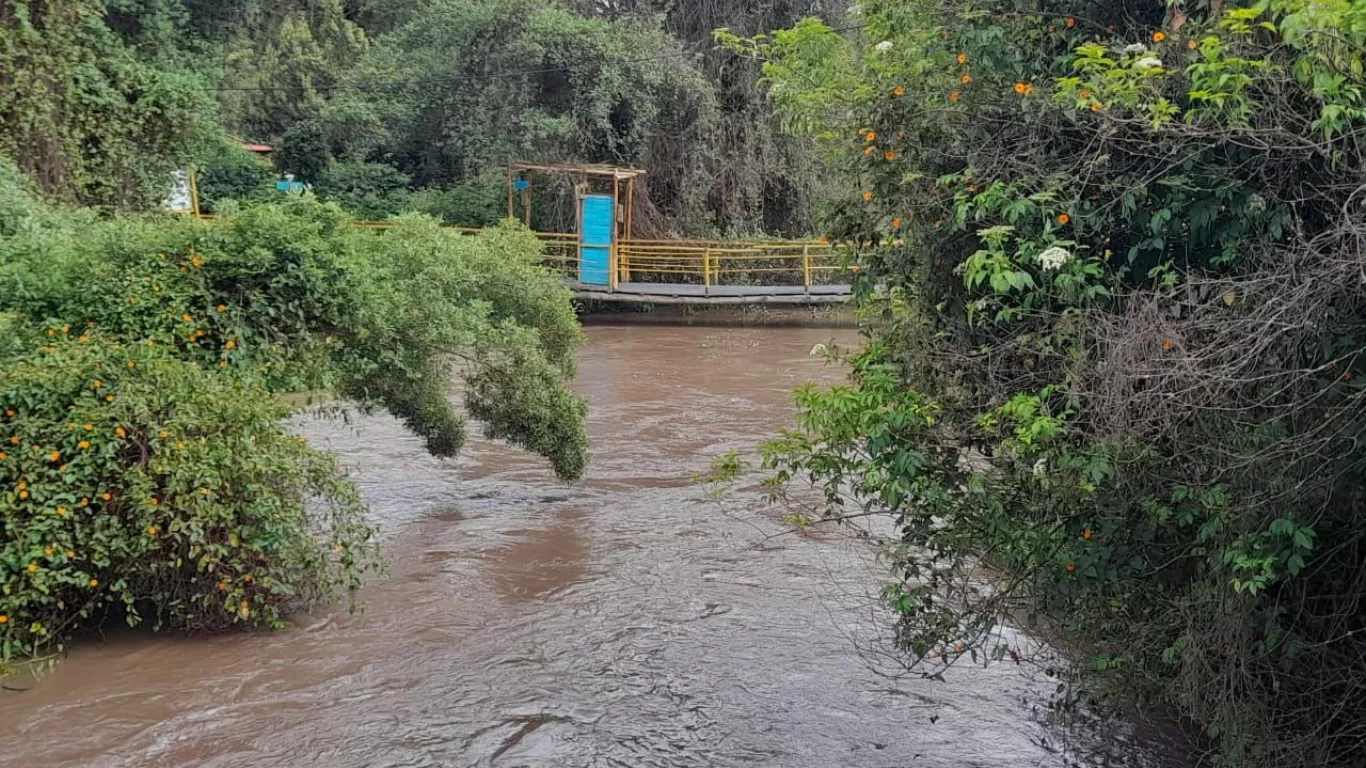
[
  {"left": 802, "top": 244, "right": 812, "bottom": 292},
  {"left": 703, "top": 248, "right": 712, "bottom": 295}
]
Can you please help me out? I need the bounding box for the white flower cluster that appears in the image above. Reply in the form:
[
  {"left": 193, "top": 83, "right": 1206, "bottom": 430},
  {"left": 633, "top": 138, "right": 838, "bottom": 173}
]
[
  {"left": 1124, "top": 43, "right": 1148, "bottom": 54},
  {"left": 875, "top": 40, "right": 894, "bottom": 52},
  {"left": 1038, "top": 246, "right": 1072, "bottom": 272},
  {"left": 1135, "top": 55, "right": 1164, "bottom": 69}
]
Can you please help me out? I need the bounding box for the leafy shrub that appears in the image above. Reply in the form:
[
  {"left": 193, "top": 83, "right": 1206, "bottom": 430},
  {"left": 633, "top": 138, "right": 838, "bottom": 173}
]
[
  {"left": 0, "top": 332, "right": 376, "bottom": 668},
  {"left": 196, "top": 141, "right": 278, "bottom": 213},
  {"left": 313, "top": 162, "right": 411, "bottom": 220},
  {"left": 406, "top": 172, "right": 507, "bottom": 228},
  {"left": 0, "top": 188, "right": 588, "bottom": 670},
  {"left": 745, "top": 1, "right": 1366, "bottom": 764}
]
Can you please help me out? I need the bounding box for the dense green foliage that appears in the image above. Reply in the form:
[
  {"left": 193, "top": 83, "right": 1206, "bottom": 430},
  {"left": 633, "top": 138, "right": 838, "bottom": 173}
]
[
  {"left": 746, "top": 1, "right": 1366, "bottom": 764},
  {"left": 3, "top": 0, "right": 838, "bottom": 235},
  {"left": 0, "top": 0, "right": 216, "bottom": 210},
  {"left": 0, "top": 169, "right": 587, "bottom": 671}
]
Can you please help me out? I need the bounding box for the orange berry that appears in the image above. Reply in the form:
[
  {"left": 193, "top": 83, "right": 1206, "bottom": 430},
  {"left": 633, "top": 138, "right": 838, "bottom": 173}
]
[
  {"left": 217, "top": 304, "right": 228, "bottom": 313},
  {"left": 1014, "top": 82, "right": 1028, "bottom": 94},
  {"left": 1057, "top": 212, "right": 1071, "bottom": 225},
  {"left": 956, "top": 53, "right": 967, "bottom": 64},
  {"left": 1066, "top": 17, "right": 1076, "bottom": 28},
  {"left": 1091, "top": 101, "right": 1102, "bottom": 112},
  {"left": 884, "top": 150, "right": 898, "bottom": 161},
  {"left": 1066, "top": 561, "right": 1077, "bottom": 572},
  {"left": 1153, "top": 30, "right": 1167, "bottom": 43},
  {"left": 49, "top": 450, "right": 60, "bottom": 462},
  {"left": 0, "top": 615, "right": 7, "bottom": 624},
  {"left": 1162, "top": 339, "right": 1174, "bottom": 352},
  {"left": 1083, "top": 527, "right": 1093, "bottom": 540},
  {"left": 892, "top": 85, "right": 905, "bottom": 97},
  {"left": 79, "top": 440, "right": 90, "bottom": 450},
  {"left": 89, "top": 578, "right": 99, "bottom": 587},
  {"left": 892, "top": 218, "right": 902, "bottom": 229},
  {"left": 961, "top": 73, "right": 972, "bottom": 84},
  {"left": 1188, "top": 40, "right": 1198, "bottom": 50},
  {"left": 115, "top": 427, "right": 127, "bottom": 438},
  {"left": 949, "top": 91, "right": 960, "bottom": 102},
  {"left": 863, "top": 191, "right": 875, "bottom": 202}
]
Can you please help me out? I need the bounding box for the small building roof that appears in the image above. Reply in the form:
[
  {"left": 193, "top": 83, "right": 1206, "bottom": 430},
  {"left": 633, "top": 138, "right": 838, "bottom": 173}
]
[
  {"left": 242, "top": 143, "right": 274, "bottom": 153},
  {"left": 507, "top": 162, "right": 645, "bottom": 180}
]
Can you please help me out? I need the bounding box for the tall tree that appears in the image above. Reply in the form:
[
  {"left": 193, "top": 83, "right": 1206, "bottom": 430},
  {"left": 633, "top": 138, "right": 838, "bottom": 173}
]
[{"left": 0, "top": 0, "right": 214, "bottom": 210}]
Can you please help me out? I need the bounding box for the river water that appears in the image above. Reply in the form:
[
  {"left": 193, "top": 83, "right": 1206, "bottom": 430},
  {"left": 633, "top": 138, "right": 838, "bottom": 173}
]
[{"left": 0, "top": 325, "right": 1153, "bottom": 768}]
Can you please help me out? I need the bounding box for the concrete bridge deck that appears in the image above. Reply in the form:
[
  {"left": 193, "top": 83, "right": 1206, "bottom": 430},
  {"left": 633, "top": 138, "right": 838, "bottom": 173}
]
[{"left": 566, "top": 281, "right": 853, "bottom": 305}]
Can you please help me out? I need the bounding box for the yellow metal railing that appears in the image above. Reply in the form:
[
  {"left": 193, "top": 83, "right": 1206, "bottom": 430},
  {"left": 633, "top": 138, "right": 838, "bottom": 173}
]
[
  {"left": 537, "top": 238, "right": 847, "bottom": 291},
  {"left": 192, "top": 214, "right": 845, "bottom": 291},
  {"left": 613, "top": 239, "right": 845, "bottom": 291}
]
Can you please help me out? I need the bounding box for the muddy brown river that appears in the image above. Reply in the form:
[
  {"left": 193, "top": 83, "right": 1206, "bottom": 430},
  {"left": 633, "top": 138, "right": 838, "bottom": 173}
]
[{"left": 0, "top": 325, "right": 1162, "bottom": 768}]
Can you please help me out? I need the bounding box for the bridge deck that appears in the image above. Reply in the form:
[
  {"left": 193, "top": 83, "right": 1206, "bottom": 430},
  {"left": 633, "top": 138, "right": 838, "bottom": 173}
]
[{"left": 566, "top": 281, "right": 852, "bottom": 305}]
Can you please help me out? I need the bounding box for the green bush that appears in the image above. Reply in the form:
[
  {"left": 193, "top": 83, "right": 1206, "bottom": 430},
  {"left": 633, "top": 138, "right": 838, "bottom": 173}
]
[
  {"left": 406, "top": 172, "right": 507, "bottom": 228},
  {"left": 196, "top": 141, "right": 278, "bottom": 213},
  {"left": 746, "top": 1, "right": 1366, "bottom": 764},
  {"left": 312, "top": 162, "right": 411, "bottom": 220},
  {"left": 0, "top": 189, "right": 588, "bottom": 670},
  {"left": 0, "top": 333, "right": 376, "bottom": 666}
]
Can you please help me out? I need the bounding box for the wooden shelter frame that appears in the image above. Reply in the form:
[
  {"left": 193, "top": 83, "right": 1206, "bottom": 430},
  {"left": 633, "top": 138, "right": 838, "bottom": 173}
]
[{"left": 506, "top": 163, "right": 644, "bottom": 287}]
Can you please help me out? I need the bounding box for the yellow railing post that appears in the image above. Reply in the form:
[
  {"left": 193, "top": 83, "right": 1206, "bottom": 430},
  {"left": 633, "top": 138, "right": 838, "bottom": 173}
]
[
  {"left": 704, "top": 248, "right": 712, "bottom": 293},
  {"left": 609, "top": 243, "right": 619, "bottom": 291},
  {"left": 803, "top": 244, "right": 812, "bottom": 291}
]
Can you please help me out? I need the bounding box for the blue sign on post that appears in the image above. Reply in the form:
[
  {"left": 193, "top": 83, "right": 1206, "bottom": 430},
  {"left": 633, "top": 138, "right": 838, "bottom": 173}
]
[
  {"left": 513, "top": 178, "right": 530, "bottom": 191},
  {"left": 276, "top": 180, "right": 304, "bottom": 193}
]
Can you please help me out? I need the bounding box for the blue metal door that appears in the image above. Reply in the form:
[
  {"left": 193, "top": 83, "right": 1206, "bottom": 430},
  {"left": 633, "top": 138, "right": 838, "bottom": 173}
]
[{"left": 579, "top": 194, "right": 614, "bottom": 286}]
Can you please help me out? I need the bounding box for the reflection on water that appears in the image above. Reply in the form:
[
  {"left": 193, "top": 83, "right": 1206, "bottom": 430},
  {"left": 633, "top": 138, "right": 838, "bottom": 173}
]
[{"left": 0, "top": 325, "right": 1168, "bottom": 768}]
